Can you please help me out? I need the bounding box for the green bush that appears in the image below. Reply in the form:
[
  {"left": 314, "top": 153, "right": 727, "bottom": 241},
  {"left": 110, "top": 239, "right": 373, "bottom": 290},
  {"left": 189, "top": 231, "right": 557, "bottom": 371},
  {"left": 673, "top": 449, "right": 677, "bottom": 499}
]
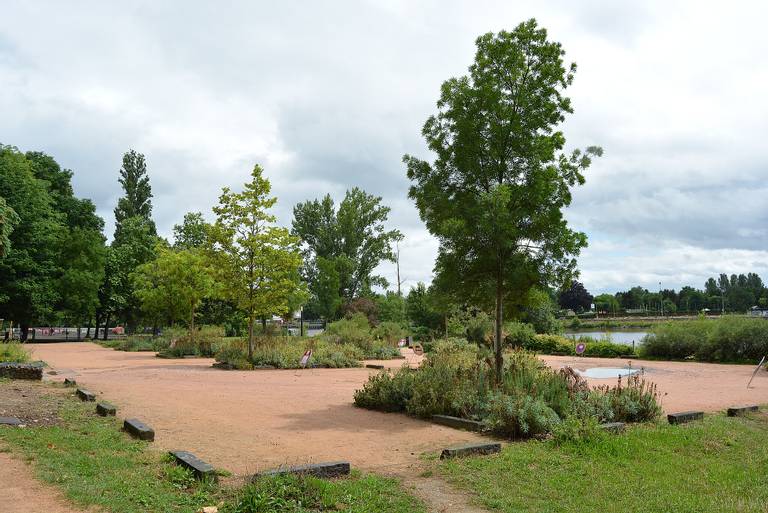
[
  {"left": 354, "top": 342, "right": 662, "bottom": 440},
  {"left": 504, "top": 322, "right": 537, "bottom": 348},
  {"left": 641, "top": 316, "right": 768, "bottom": 362},
  {"left": 0, "top": 341, "right": 31, "bottom": 363},
  {"left": 373, "top": 321, "right": 406, "bottom": 346},
  {"left": 484, "top": 393, "right": 560, "bottom": 438},
  {"left": 215, "top": 337, "right": 363, "bottom": 369}
]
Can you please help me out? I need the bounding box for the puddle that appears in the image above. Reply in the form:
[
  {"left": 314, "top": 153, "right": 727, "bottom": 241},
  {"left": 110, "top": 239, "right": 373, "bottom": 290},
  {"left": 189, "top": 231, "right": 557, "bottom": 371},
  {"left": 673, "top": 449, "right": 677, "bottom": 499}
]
[{"left": 577, "top": 367, "right": 640, "bottom": 379}]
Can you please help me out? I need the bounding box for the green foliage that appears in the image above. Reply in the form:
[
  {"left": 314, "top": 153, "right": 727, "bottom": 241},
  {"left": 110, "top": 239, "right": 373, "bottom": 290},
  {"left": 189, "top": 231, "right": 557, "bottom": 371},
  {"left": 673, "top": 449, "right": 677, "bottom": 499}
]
[
  {"left": 324, "top": 313, "right": 371, "bottom": 346},
  {"left": 641, "top": 316, "right": 768, "bottom": 362},
  {"left": 375, "top": 292, "right": 406, "bottom": 324},
  {"left": 446, "top": 308, "right": 493, "bottom": 345},
  {"left": 0, "top": 341, "right": 31, "bottom": 363},
  {"left": 405, "top": 21, "right": 601, "bottom": 380},
  {"left": 224, "top": 473, "right": 426, "bottom": 513},
  {"left": 0, "top": 196, "right": 19, "bottom": 258},
  {"left": 209, "top": 164, "right": 307, "bottom": 358},
  {"left": 113, "top": 149, "right": 156, "bottom": 238},
  {"left": 132, "top": 244, "right": 217, "bottom": 336},
  {"left": 503, "top": 322, "right": 537, "bottom": 348},
  {"left": 484, "top": 393, "right": 560, "bottom": 438},
  {"left": 173, "top": 211, "right": 209, "bottom": 249},
  {"left": 215, "top": 337, "right": 362, "bottom": 369},
  {"left": 292, "top": 189, "right": 402, "bottom": 318},
  {"left": 373, "top": 321, "right": 406, "bottom": 346},
  {"left": 355, "top": 341, "right": 659, "bottom": 439},
  {"left": 405, "top": 282, "right": 444, "bottom": 335},
  {"left": 440, "top": 413, "right": 768, "bottom": 513},
  {"left": 0, "top": 145, "right": 106, "bottom": 329}
]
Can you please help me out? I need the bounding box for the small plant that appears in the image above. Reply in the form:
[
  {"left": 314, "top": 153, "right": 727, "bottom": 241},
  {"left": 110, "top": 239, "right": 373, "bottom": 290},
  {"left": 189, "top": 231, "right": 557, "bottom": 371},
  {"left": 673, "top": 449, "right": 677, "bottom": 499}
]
[{"left": 0, "top": 341, "right": 31, "bottom": 363}]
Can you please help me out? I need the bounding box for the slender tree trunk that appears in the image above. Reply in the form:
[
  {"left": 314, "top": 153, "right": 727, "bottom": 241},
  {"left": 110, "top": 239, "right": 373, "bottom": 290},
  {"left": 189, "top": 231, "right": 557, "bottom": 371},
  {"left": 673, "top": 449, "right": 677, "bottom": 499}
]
[
  {"left": 247, "top": 316, "right": 255, "bottom": 362},
  {"left": 261, "top": 317, "right": 267, "bottom": 331},
  {"left": 102, "top": 313, "right": 110, "bottom": 341},
  {"left": 494, "top": 268, "right": 504, "bottom": 385}
]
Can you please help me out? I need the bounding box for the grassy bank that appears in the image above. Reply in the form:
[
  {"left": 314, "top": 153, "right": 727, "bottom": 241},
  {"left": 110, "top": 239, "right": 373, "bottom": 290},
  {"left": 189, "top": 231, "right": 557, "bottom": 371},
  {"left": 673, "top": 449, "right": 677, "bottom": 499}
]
[
  {"left": 440, "top": 410, "right": 768, "bottom": 512},
  {"left": 0, "top": 382, "right": 425, "bottom": 513}
]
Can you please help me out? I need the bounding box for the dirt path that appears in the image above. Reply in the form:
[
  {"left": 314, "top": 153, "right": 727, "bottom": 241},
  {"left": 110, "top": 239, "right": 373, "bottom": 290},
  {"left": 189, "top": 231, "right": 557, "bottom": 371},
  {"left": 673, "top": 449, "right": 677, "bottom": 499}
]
[
  {"left": 28, "top": 343, "right": 484, "bottom": 478},
  {"left": 0, "top": 450, "right": 86, "bottom": 513}
]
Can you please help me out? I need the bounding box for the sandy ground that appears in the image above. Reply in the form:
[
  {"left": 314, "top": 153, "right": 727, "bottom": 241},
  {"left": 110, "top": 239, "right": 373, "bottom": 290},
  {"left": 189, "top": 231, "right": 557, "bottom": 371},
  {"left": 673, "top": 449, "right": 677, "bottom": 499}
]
[
  {"left": 540, "top": 354, "right": 768, "bottom": 413},
  {"left": 22, "top": 343, "right": 768, "bottom": 479},
  {"left": 0, "top": 451, "right": 86, "bottom": 513},
  {"left": 27, "top": 343, "right": 482, "bottom": 478}
]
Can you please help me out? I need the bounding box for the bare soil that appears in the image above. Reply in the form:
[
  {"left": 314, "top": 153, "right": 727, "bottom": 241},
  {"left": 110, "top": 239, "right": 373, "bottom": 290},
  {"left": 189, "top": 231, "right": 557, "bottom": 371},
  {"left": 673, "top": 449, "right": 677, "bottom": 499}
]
[
  {"left": 0, "top": 380, "right": 69, "bottom": 427},
  {"left": 0, "top": 450, "right": 87, "bottom": 513},
  {"left": 26, "top": 342, "right": 484, "bottom": 478}
]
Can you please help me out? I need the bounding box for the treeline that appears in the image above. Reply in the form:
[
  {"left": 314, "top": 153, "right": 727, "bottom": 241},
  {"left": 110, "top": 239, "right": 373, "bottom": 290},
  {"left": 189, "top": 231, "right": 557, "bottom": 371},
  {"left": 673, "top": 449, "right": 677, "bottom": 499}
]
[
  {"left": 0, "top": 144, "right": 450, "bottom": 347},
  {"left": 558, "top": 274, "right": 768, "bottom": 315}
]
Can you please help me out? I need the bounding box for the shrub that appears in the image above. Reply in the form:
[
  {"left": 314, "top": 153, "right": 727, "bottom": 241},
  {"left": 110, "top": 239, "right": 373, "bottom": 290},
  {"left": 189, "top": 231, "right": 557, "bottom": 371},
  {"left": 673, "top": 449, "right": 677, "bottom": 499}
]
[
  {"left": 551, "top": 414, "right": 603, "bottom": 445},
  {"left": 503, "top": 322, "right": 536, "bottom": 348},
  {"left": 446, "top": 308, "right": 493, "bottom": 344},
  {"left": 215, "top": 337, "right": 362, "bottom": 369},
  {"left": 641, "top": 316, "right": 768, "bottom": 363},
  {"left": 373, "top": 321, "right": 406, "bottom": 346},
  {"left": 353, "top": 369, "right": 417, "bottom": 412},
  {"left": 324, "top": 313, "right": 372, "bottom": 347},
  {"left": 0, "top": 342, "right": 31, "bottom": 363},
  {"left": 484, "top": 393, "right": 560, "bottom": 438}
]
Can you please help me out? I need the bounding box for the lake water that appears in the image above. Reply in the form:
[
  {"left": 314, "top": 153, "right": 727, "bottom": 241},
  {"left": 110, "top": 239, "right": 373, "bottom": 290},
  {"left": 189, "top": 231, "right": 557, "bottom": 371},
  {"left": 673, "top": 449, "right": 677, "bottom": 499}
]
[{"left": 562, "top": 330, "right": 648, "bottom": 346}]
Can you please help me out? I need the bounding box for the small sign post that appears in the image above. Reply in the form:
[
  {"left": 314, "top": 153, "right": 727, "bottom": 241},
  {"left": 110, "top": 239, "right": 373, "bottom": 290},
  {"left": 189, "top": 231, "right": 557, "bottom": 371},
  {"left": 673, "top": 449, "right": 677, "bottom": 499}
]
[
  {"left": 575, "top": 342, "right": 586, "bottom": 355},
  {"left": 300, "top": 349, "right": 312, "bottom": 368}
]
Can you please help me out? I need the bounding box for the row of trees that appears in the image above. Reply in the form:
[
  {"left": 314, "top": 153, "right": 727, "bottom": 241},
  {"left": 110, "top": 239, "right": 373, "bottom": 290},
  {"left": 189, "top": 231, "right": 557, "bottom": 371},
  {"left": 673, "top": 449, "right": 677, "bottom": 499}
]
[
  {"left": 559, "top": 273, "right": 768, "bottom": 315},
  {"left": 0, "top": 143, "right": 411, "bottom": 356}
]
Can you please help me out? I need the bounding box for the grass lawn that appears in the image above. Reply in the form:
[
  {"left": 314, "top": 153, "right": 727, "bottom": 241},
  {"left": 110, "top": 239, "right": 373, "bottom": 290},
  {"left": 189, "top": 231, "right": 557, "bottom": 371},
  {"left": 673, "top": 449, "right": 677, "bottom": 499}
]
[
  {"left": 0, "top": 382, "right": 426, "bottom": 513},
  {"left": 441, "top": 411, "right": 768, "bottom": 513}
]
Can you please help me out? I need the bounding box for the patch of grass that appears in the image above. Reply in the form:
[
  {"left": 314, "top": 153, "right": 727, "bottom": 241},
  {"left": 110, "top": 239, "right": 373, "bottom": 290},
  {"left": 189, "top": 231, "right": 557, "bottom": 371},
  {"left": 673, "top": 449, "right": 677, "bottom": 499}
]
[
  {"left": 0, "top": 397, "right": 217, "bottom": 513},
  {"left": 441, "top": 411, "right": 768, "bottom": 512},
  {"left": 0, "top": 382, "right": 425, "bottom": 513},
  {"left": 223, "top": 472, "right": 427, "bottom": 513},
  {"left": 0, "top": 341, "right": 32, "bottom": 363}
]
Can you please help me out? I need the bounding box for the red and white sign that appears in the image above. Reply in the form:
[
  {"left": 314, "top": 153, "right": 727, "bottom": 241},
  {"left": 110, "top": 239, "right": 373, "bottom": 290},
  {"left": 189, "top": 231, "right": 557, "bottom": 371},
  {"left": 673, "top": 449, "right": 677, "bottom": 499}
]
[{"left": 300, "top": 350, "right": 312, "bottom": 368}]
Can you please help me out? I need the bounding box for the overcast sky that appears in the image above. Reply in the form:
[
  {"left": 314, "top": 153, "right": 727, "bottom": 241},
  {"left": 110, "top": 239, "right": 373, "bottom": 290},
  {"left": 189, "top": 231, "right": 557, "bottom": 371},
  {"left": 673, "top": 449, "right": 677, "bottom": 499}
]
[{"left": 2, "top": 1, "right": 767, "bottom": 295}]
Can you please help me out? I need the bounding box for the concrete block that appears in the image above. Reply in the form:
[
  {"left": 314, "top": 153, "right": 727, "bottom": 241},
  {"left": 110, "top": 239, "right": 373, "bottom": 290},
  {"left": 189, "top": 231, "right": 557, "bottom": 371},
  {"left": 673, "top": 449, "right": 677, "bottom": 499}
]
[
  {"left": 727, "top": 405, "right": 759, "bottom": 417},
  {"left": 0, "top": 417, "right": 23, "bottom": 426},
  {"left": 667, "top": 411, "right": 704, "bottom": 425},
  {"left": 440, "top": 442, "right": 501, "bottom": 459},
  {"left": 255, "top": 461, "right": 350, "bottom": 480},
  {"left": 124, "top": 418, "right": 155, "bottom": 441},
  {"left": 365, "top": 364, "right": 385, "bottom": 369},
  {"left": 96, "top": 402, "right": 117, "bottom": 416},
  {"left": 431, "top": 414, "right": 484, "bottom": 432},
  {"left": 76, "top": 388, "right": 96, "bottom": 401},
  {"left": 63, "top": 378, "right": 77, "bottom": 387},
  {"left": 169, "top": 450, "right": 218, "bottom": 482},
  {"left": 0, "top": 362, "right": 43, "bottom": 380}
]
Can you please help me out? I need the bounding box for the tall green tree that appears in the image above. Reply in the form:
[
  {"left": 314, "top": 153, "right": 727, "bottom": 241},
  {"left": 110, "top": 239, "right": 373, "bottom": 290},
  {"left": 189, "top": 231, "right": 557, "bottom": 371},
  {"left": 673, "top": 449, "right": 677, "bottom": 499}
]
[
  {"left": 0, "top": 146, "right": 66, "bottom": 334},
  {"left": 209, "top": 165, "right": 307, "bottom": 359},
  {"left": 404, "top": 20, "right": 601, "bottom": 380},
  {"left": 133, "top": 244, "right": 217, "bottom": 338},
  {"left": 292, "top": 189, "right": 401, "bottom": 318},
  {"left": 0, "top": 196, "right": 19, "bottom": 258},
  {"left": 25, "top": 151, "right": 106, "bottom": 328},
  {"left": 113, "top": 149, "right": 156, "bottom": 239},
  {"left": 173, "top": 211, "right": 209, "bottom": 249}
]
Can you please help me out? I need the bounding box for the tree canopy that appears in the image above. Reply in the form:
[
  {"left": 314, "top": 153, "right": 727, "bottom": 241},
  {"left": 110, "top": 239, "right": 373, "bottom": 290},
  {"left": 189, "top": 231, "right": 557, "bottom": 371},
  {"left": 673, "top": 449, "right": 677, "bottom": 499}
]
[
  {"left": 210, "top": 165, "right": 306, "bottom": 358},
  {"left": 404, "top": 20, "right": 601, "bottom": 379},
  {"left": 292, "top": 188, "right": 401, "bottom": 319},
  {"left": 114, "top": 149, "right": 156, "bottom": 239},
  {"left": 0, "top": 196, "right": 19, "bottom": 258}
]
